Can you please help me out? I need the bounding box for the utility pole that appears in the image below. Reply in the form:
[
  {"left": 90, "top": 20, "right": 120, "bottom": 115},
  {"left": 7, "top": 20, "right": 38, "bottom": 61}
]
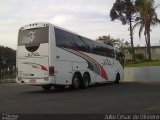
[{"left": 1, "top": 57, "right": 7, "bottom": 81}]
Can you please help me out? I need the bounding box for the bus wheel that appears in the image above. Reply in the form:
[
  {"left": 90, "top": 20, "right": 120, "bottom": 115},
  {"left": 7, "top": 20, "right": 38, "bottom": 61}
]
[
  {"left": 53, "top": 85, "right": 66, "bottom": 90},
  {"left": 114, "top": 74, "right": 120, "bottom": 84},
  {"left": 71, "top": 74, "right": 81, "bottom": 89},
  {"left": 82, "top": 73, "right": 90, "bottom": 88},
  {"left": 42, "top": 84, "right": 52, "bottom": 90}
]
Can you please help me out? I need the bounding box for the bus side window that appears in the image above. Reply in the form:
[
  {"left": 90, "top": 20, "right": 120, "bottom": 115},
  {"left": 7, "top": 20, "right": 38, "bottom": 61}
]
[
  {"left": 71, "top": 35, "right": 88, "bottom": 52},
  {"left": 54, "top": 28, "right": 74, "bottom": 49},
  {"left": 82, "top": 38, "right": 93, "bottom": 53}
]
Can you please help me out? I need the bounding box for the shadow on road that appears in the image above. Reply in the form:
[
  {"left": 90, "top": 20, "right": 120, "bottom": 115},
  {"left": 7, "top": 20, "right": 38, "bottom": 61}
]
[{"left": 21, "top": 82, "right": 117, "bottom": 94}]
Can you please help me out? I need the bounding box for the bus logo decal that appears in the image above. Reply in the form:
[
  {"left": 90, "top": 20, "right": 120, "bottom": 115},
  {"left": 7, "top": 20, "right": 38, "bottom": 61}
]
[
  {"left": 78, "top": 50, "right": 108, "bottom": 80},
  {"left": 28, "top": 52, "right": 40, "bottom": 57},
  {"left": 29, "top": 30, "right": 36, "bottom": 43}
]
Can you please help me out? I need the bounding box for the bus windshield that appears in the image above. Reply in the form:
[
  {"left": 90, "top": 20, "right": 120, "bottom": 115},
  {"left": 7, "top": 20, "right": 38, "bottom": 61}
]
[{"left": 18, "top": 26, "right": 49, "bottom": 46}]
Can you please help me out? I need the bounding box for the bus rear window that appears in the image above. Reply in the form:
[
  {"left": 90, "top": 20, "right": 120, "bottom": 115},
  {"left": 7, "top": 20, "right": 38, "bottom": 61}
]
[{"left": 18, "top": 26, "right": 49, "bottom": 46}]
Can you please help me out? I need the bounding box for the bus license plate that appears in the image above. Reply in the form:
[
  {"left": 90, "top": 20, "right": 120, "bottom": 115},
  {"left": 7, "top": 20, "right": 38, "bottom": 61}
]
[{"left": 30, "top": 79, "right": 36, "bottom": 83}]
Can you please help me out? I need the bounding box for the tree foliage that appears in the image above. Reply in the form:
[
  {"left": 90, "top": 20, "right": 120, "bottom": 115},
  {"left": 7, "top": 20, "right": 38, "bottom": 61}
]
[
  {"left": 110, "top": 0, "right": 136, "bottom": 62},
  {"left": 96, "top": 35, "right": 119, "bottom": 47},
  {"left": 110, "top": 0, "right": 136, "bottom": 25},
  {"left": 0, "top": 45, "right": 16, "bottom": 68},
  {"left": 96, "top": 35, "right": 125, "bottom": 49},
  {"left": 133, "top": 0, "right": 160, "bottom": 61}
]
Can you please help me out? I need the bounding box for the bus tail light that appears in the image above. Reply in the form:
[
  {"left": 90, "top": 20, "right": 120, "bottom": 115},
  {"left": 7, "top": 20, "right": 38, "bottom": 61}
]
[{"left": 49, "top": 66, "right": 54, "bottom": 76}]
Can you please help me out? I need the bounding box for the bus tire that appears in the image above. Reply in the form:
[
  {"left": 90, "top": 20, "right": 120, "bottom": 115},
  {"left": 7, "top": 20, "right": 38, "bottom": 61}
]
[
  {"left": 82, "top": 73, "right": 90, "bottom": 88},
  {"left": 53, "top": 85, "right": 66, "bottom": 90},
  {"left": 42, "top": 84, "right": 52, "bottom": 90},
  {"left": 71, "top": 73, "right": 81, "bottom": 89},
  {"left": 114, "top": 73, "right": 120, "bottom": 84}
]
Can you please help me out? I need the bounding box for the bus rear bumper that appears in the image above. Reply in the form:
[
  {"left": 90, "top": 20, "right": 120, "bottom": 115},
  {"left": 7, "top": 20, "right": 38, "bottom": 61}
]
[{"left": 16, "top": 77, "right": 56, "bottom": 85}]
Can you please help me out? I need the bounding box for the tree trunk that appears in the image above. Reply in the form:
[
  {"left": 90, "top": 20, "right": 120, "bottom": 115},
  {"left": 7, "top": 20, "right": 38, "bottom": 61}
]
[
  {"left": 129, "top": 17, "right": 135, "bottom": 62},
  {"left": 147, "top": 29, "right": 152, "bottom": 61}
]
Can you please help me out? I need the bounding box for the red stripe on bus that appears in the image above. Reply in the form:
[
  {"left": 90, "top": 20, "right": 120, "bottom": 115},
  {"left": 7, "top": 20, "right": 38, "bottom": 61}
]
[
  {"left": 77, "top": 51, "right": 108, "bottom": 80},
  {"left": 40, "top": 65, "right": 48, "bottom": 71}
]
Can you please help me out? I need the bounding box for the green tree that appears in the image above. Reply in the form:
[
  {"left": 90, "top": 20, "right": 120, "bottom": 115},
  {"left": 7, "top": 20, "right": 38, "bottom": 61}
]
[
  {"left": 0, "top": 46, "right": 16, "bottom": 79},
  {"left": 96, "top": 35, "right": 119, "bottom": 47},
  {"left": 123, "top": 41, "right": 134, "bottom": 55},
  {"left": 117, "top": 39, "right": 130, "bottom": 53},
  {"left": 0, "top": 46, "right": 16, "bottom": 66},
  {"left": 110, "top": 0, "right": 136, "bottom": 62},
  {"left": 96, "top": 35, "right": 125, "bottom": 50},
  {"left": 134, "top": 0, "right": 160, "bottom": 61}
]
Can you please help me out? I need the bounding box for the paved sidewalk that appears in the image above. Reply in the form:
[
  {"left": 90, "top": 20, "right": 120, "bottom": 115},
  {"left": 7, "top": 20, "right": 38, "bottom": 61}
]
[{"left": 0, "top": 78, "right": 16, "bottom": 84}]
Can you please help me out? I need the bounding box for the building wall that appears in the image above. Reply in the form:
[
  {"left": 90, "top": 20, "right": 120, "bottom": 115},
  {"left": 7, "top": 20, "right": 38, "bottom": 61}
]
[
  {"left": 123, "top": 66, "right": 160, "bottom": 82},
  {"left": 125, "top": 46, "right": 160, "bottom": 61}
]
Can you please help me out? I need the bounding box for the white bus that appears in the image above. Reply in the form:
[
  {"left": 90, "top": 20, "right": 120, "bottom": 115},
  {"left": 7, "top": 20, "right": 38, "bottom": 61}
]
[{"left": 16, "top": 22, "right": 124, "bottom": 90}]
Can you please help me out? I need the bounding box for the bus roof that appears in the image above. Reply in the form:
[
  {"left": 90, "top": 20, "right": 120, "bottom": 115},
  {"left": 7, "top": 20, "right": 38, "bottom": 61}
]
[
  {"left": 19, "top": 22, "right": 52, "bottom": 30},
  {"left": 20, "top": 22, "right": 116, "bottom": 50}
]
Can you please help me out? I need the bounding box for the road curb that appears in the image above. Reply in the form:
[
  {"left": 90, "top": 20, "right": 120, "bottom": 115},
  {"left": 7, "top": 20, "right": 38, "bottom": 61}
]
[{"left": 0, "top": 79, "right": 16, "bottom": 84}]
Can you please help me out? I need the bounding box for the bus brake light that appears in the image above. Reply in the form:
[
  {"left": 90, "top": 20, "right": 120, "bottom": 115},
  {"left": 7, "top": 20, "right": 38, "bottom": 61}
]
[{"left": 49, "top": 66, "right": 54, "bottom": 76}]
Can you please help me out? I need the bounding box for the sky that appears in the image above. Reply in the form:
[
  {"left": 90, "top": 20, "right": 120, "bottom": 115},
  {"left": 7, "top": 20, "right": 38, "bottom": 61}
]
[{"left": 0, "top": 0, "right": 160, "bottom": 50}]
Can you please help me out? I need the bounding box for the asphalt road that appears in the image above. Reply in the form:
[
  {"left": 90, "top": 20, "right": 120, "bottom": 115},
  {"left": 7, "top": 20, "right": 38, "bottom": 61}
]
[{"left": 0, "top": 82, "right": 160, "bottom": 114}]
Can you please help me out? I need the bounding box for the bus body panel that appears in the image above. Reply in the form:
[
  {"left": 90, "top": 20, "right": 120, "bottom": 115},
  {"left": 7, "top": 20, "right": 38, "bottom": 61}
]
[
  {"left": 17, "top": 43, "right": 50, "bottom": 84},
  {"left": 53, "top": 46, "right": 117, "bottom": 84},
  {"left": 18, "top": 57, "right": 48, "bottom": 78},
  {"left": 55, "top": 60, "right": 73, "bottom": 85},
  {"left": 54, "top": 47, "right": 88, "bottom": 85},
  {"left": 49, "top": 25, "right": 56, "bottom": 69},
  {"left": 17, "top": 44, "right": 49, "bottom": 58},
  {"left": 48, "top": 25, "right": 57, "bottom": 84}
]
